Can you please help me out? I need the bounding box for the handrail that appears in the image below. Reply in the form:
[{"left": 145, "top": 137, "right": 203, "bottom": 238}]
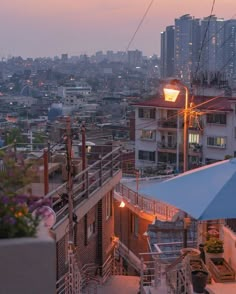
[
  {"left": 41, "top": 146, "right": 122, "bottom": 224},
  {"left": 116, "top": 183, "right": 179, "bottom": 221}
]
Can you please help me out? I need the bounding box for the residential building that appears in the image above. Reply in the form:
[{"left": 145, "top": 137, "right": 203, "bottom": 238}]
[
  {"left": 174, "top": 15, "right": 200, "bottom": 83},
  {"left": 199, "top": 16, "right": 225, "bottom": 74},
  {"left": 224, "top": 19, "right": 236, "bottom": 86},
  {"left": 58, "top": 81, "right": 92, "bottom": 98},
  {"left": 133, "top": 91, "right": 236, "bottom": 171},
  {"left": 160, "top": 26, "right": 175, "bottom": 78},
  {"left": 128, "top": 50, "right": 143, "bottom": 68}
]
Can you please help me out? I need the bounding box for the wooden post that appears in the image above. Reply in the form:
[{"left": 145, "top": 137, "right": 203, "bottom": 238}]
[{"left": 43, "top": 148, "right": 49, "bottom": 195}]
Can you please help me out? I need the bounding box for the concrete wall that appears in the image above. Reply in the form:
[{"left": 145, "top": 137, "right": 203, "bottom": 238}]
[
  {"left": 223, "top": 226, "right": 236, "bottom": 271},
  {"left": 0, "top": 227, "right": 56, "bottom": 294}
]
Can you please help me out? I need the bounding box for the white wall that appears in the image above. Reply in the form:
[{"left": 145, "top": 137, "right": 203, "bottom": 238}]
[{"left": 223, "top": 226, "right": 236, "bottom": 271}]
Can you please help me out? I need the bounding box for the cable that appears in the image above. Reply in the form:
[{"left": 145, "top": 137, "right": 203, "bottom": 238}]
[
  {"left": 193, "top": 0, "right": 216, "bottom": 79},
  {"left": 126, "top": 0, "right": 155, "bottom": 52}
]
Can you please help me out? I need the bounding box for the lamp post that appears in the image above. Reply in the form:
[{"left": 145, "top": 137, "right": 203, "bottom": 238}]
[
  {"left": 163, "top": 80, "right": 189, "bottom": 172},
  {"left": 163, "top": 80, "right": 190, "bottom": 248}
]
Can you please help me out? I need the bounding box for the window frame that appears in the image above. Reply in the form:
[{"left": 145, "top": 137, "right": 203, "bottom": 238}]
[{"left": 207, "top": 136, "right": 227, "bottom": 148}]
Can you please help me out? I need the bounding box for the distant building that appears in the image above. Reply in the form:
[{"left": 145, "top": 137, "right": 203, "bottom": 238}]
[
  {"left": 58, "top": 81, "right": 92, "bottom": 98},
  {"left": 160, "top": 26, "right": 175, "bottom": 78},
  {"left": 128, "top": 50, "right": 143, "bottom": 68}
]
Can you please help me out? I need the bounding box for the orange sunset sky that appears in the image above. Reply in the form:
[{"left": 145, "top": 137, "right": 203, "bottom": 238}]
[{"left": 0, "top": 0, "right": 235, "bottom": 58}]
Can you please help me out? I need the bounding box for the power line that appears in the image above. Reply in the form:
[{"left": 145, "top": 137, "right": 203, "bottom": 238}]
[
  {"left": 194, "top": 0, "right": 216, "bottom": 78},
  {"left": 126, "top": 0, "right": 155, "bottom": 52}
]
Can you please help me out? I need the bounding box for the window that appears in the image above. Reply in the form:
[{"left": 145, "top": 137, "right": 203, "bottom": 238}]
[
  {"left": 189, "top": 133, "right": 199, "bottom": 144},
  {"left": 138, "top": 108, "right": 156, "bottom": 119},
  {"left": 84, "top": 214, "right": 96, "bottom": 245},
  {"left": 207, "top": 136, "right": 226, "bottom": 148},
  {"left": 138, "top": 150, "right": 156, "bottom": 162},
  {"left": 87, "top": 221, "right": 96, "bottom": 239},
  {"left": 105, "top": 191, "right": 112, "bottom": 220},
  {"left": 141, "top": 130, "right": 156, "bottom": 140},
  {"left": 131, "top": 213, "right": 139, "bottom": 236},
  {"left": 206, "top": 113, "right": 226, "bottom": 125}
]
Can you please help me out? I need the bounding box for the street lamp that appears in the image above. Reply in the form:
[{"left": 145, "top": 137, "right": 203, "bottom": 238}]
[
  {"left": 163, "top": 79, "right": 189, "bottom": 172},
  {"left": 163, "top": 79, "right": 190, "bottom": 248}
]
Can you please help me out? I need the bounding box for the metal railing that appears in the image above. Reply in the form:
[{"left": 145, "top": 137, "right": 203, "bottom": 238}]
[
  {"left": 115, "top": 183, "right": 179, "bottom": 221},
  {"left": 45, "top": 146, "right": 121, "bottom": 224},
  {"left": 139, "top": 250, "right": 193, "bottom": 294}
]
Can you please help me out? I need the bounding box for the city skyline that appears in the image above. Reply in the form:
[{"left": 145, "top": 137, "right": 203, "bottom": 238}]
[{"left": 0, "top": 0, "right": 235, "bottom": 58}]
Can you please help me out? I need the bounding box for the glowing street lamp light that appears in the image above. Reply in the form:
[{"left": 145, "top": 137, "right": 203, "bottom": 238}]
[
  {"left": 119, "top": 201, "right": 125, "bottom": 208},
  {"left": 163, "top": 87, "right": 180, "bottom": 102}
]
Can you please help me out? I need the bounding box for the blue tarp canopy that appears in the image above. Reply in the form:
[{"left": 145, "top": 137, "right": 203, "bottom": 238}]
[{"left": 140, "top": 159, "right": 236, "bottom": 220}]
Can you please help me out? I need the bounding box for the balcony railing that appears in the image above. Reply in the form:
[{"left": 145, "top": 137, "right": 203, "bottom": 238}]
[
  {"left": 45, "top": 146, "right": 122, "bottom": 224},
  {"left": 116, "top": 183, "right": 179, "bottom": 221},
  {"left": 158, "top": 119, "right": 180, "bottom": 129},
  {"left": 157, "top": 142, "right": 177, "bottom": 150}
]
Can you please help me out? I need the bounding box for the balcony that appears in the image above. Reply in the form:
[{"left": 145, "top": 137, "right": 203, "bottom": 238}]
[
  {"left": 157, "top": 142, "right": 178, "bottom": 154},
  {"left": 188, "top": 143, "right": 202, "bottom": 156},
  {"left": 158, "top": 119, "right": 182, "bottom": 130}
]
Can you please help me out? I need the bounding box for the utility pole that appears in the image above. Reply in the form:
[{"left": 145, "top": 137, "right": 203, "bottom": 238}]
[
  {"left": 81, "top": 123, "right": 86, "bottom": 171},
  {"left": 65, "top": 116, "right": 74, "bottom": 244}
]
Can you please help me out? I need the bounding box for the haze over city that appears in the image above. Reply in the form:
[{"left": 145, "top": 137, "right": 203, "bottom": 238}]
[{"left": 1, "top": 0, "right": 235, "bottom": 58}]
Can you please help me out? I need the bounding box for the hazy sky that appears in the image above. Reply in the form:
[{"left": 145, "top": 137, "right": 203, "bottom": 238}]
[{"left": 0, "top": 0, "right": 235, "bottom": 58}]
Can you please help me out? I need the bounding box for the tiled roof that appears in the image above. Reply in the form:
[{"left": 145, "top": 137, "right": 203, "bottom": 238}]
[{"left": 133, "top": 94, "right": 236, "bottom": 112}]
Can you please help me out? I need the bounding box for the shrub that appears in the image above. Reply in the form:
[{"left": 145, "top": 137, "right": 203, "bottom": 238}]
[
  {"left": 0, "top": 150, "right": 50, "bottom": 238},
  {"left": 205, "top": 237, "right": 224, "bottom": 254}
]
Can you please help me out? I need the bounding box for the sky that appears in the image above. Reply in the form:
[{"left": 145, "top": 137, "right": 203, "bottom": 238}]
[{"left": 0, "top": 0, "right": 235, "bottom": 58}]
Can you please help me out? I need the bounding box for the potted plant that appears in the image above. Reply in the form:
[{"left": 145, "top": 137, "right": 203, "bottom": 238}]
[
  {"left": 205, "top": 237, "right": 224, "bottom": 254},
  {"left": 0, "top": 149, "right": 56, "bottom": 293}
]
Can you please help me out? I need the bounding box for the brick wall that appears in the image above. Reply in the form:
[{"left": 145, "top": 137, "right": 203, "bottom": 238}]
[
  {"left": 56, "top": 189, "right": 115, "bottom": 277},
  {"left": 114, "top": 200, "right": 151, "bottom": 257}
]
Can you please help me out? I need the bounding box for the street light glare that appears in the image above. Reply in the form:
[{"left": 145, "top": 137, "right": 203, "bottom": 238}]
[
  {"left": 119, "top": 201, "right": 125, "bottom": 208},
  {"left": 163, "top": 88, "right": 180, "bottom": 102}
]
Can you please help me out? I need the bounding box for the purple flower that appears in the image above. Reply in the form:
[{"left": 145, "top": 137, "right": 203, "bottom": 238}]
[
  {"left": 1, "top": 196, "right": 9, "bottom": 204},
  {"left": 3, "top": 215, "right": 16, "bottom": 225},
  {"left": 14, "top": 195, "right": 28, "bottom": 205}
]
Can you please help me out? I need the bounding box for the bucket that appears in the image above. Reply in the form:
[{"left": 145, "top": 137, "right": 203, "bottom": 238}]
[{"left": 191, "top": 270, "right": 208, "bottom": 293}]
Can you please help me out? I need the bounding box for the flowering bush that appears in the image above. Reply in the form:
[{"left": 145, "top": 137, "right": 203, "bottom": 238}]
[
  {"left": 0, "top": 150, "right": 50, "bottom": 239},
  {"left": 205, "top": 237, "right": 224, "bottom": 254}
]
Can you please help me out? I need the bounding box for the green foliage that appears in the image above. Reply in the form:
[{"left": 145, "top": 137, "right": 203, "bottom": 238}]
[
  {"left": 5, "top": 128, "right": 25, "bottom": 145},
  {"left": 0, "top": 150, "right": 46, "bottom": 239},
  {"left": 205, "top": 237, "right": 224, "bottom": 254}
]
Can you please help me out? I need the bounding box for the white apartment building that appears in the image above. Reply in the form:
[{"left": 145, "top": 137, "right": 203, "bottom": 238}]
[
  {"left": 134, "top": 93, "right": 236, "bottom": 172},
  {"left": 58, "top": 81, "right": 92, "bottom": 98}
]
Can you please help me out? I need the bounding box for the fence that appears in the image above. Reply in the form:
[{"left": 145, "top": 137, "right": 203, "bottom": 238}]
[{"left": 116, "top": 183, "right": 179, "bottom": 221}]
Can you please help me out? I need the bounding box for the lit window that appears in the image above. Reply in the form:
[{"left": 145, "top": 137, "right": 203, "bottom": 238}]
[
  {"left": 207, "top": 136, "right": 226, "bottom": 148},
  {"left": 141, "top": 130, "right": 156, "bottom": 140},
  {"left": 189, "top": 133, "right": 199, "bottom": 144}
]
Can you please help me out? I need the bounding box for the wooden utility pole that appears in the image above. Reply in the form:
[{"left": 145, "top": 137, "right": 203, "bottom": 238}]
[
  {"left": 81, "top": 123, "right": 86, "bottom": 171},
  {"left": 43, "top": 148, "right": 49, "bottom": 195},
  {"left": 65, "top": 117, "right": 74, "bottom": 244}
]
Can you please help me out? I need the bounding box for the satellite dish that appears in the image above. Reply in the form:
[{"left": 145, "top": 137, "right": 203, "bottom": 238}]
[{"left": 33, "top": 206, "right": 56, "bottom": 229}]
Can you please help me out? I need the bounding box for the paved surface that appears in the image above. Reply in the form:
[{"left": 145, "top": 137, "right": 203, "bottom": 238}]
[
  {"left": 97, "top": 275, "right": 140, "bottom": 294},
  {"left": 206, "top": 279, "right": 236, "bottom": 294}
]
